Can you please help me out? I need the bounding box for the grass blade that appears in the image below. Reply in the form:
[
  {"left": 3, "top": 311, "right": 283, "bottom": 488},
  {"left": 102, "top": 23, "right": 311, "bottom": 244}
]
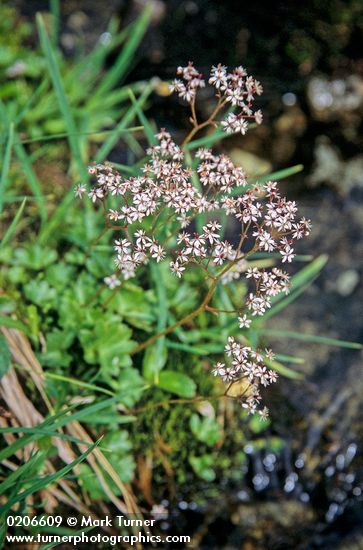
[
  {"left": 50, "top": 0, "right": 60, "bottom": 46},
  {"left": 165, "top": 340, "right": 222, "bottom": 354},
  {"left": 93, "top": 5, "right": 152, "bottom": 96},
  {"left": 1, "top": 440, "right": 100, "bottom": 514},
  {"left": 0, "top": 396, "right": 127, "bottom": 464},
  {"left": 0, "top": 426, "right": 91, "bottom": 446},
  {"left": 231, "top": 164, "right": 305, "bottom": 196},
  {"left": 37, "top": 192, "right": 74, "bottom": 245},
  {"left": 257, "top": 276, "right": 320, "bottom": 322},
  {"left": 128, "top": 89, "right": 156, "bottom": 145},
  {"left": 251, "top": 164, "right": 304, "bottom": 184},
  {"left": 257, "top": 328, "right": 362, "bottom": 349},
  {"left": 289, "top": 254, "right": 328, "bottom": 289},
  {"left": 0, "top": 453, "right": 44, "bottom": 497},
  {"left": 45, "top": 372, "right": 115, "bottom": 397},
  {"left": 14, "top": 138, "right": 47, "bottom": 222},
  {"left": 36, "top": 14, "right": 86, "bottom": 179},
  {"left": 0, "top": 198, "right": 27, "bottom": 248},
  {"left": 15, "top": 78, "right": 49, "bottom": 125},
  {"left": 185, "top": 128, "right": 227, "bottom": 150},
  {"left": 264, "top": 357, "right": 303, "bottom": 379},
  {"left": 0, "top": 123, "right": 14, "bottom": 213},
  {"left": 95, "top": 83, "right": 153, "bottom": 162},
  {"left": 253, "top": 255, "right": 328, "bottom": 322},
  {"left": 19, "top": 126, "right": 143, "bottom": 145},
  {"left": 274, "top": 353, "right": 305, "bottom": 365}
]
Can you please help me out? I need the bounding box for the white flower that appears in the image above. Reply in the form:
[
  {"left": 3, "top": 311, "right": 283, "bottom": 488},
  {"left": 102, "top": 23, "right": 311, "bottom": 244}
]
[
  {"left": 88, "top": 188, "right": 104, "bottom": 203},
  {"left": 257, "top": 230, "right": 276, "bottom": 252},
  {"left": 108, "top": 209, "right": 120, "bottom": 221},
  {"left": 75, "top": 184, "right": 86, "bottom": 198},
  {"left": 170, "top": 261, "right": 185, "bottom": 278},
  {"left": 104, "top": 274, "right": 121, "bottom": 289},
  {"left": 151, "top": 245, "right": 165, "bottom": 263},
  {"left": 212, "top": 362, "right": 226, "bottom": 377},
  {"left": 255, "top": 109, "right": 263, "bottom": 125},
  {"left": 259, "top": 407, "right": 269, "bottom": 421},
  {"left": 280, "top": 245, "right": 295, "bottom": 263},
  {"left": 114, "top": 239, "right": 131, "bottom": 255},
  {"left": 238, "top": 315, "right": 252, "bottom": 329},
  {"left": 209, "top": 64, "right": 227, "bottom": 89}
]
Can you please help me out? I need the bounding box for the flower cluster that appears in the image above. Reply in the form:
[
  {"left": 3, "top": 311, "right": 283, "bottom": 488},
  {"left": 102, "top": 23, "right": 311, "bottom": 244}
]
[
  {"left": 213, "top": 338, "right": 277, "bottom": 417},
  {"left": 77, "top": 63, "right": 311, "bottom": 417},
  {"left": 169, "top": 62, "right": 206, "bottom": 102},
  {"left": 170, "top": 62, "right": 263, "bottom": 135}
]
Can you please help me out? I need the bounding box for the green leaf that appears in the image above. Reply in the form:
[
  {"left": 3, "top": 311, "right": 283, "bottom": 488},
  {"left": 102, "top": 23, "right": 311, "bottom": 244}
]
[
  {"left": 14, "top": 245, "right": 58, "bottom": 270},
  {"left": 111, "top": 284, "right": 154, "bottom": 330},
  {"left": 103, "top": 431, "right": 132, "bottom": 455},
  {"left": 113, "top": 368, "right": 146, "bottom": 407},
  {"left": 249, "top": 414, "right": 270, "bottom": 433},
  {"left": 143, "top": 263, "right": 168, "bottom": 382},
  {"left": 24, "top": 279, "right": 57, "bottom": 309},
  {"left": 158, "top": 371, "right": 196, "bottom": 398},
  {"left": 79, "top": 464, "right": 107, "bottom": 500},
  {"left": 0, "top": 334, "right": 10, "bottom": 378},
  {"left": 190, "top": 414, "right": 221, "bottom": 446},
  {"left": 142, "top": 343, "right": 168, "bottom": 382},
  {"left": 189, "top": 455, "right": 216, "bottom": 481},
  {"left": 45, "top": 262, "right": 76, "bottom": 290},
  {"left": 79, "top": 320, "right": 135, "bottom": 371}
]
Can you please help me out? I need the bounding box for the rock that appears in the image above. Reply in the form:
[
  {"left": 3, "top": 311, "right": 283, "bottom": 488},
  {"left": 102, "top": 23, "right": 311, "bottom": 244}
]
[
  {"left": 229, "top": 149, "right": 272, "bottom": 177},
  {"left": 307, "top": 75, "right": 363, "bottom": 121},
  {"left": 335, "top": 270, "right": 360, "bottom": 297},
  {"left": 308, "top": 136, "right": 363, "bottom": 193}
]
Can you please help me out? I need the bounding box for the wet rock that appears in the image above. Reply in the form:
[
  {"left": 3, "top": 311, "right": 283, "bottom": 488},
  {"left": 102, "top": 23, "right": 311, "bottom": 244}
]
[
  {"left": 335, "top": 270, "right": 360, "bottom": 296},
  {"left": 229, "top": 149, "right": 272, "bottom": 177},
  {"left": 307, "top": 75, "right": 363, "bottom": 120},
  {"left": 233, "top": 500, "right": 316, "bottom": 546},
  {"left": 308, "top": 136, "right": 363, "bottom": 193}
]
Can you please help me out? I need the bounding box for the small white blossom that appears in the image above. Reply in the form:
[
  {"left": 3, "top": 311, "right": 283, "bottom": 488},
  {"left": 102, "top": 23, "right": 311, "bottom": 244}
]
[
  {"left": 75, "top": 184, "right": 86, "bottom": 198},
  {"left": 238, "top": 315, "right": 252, "bottom": 329},
  {"left": 104, "top": 274, "right": 121, "bottom": 289}
]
